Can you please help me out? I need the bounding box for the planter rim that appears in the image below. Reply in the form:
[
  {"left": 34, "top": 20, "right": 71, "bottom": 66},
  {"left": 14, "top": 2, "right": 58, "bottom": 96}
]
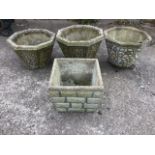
[
  {"left": 7, "top": 28, "right": 55, "bottom": 50},
  {"left": 56, "top": 25, "right": 104, "bottom": 46},
  {"left": 104, "top": 26, "right": 152, "bottom": 46},
  {"left": 49, "top": 86, "right": 104, "bottom": 91},
  {"left": 49, "top": 58, "right": 104, "bottom": 90}
]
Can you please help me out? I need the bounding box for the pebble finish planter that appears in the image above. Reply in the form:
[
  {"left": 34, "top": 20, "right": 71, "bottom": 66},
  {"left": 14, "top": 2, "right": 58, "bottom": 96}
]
[
  {"left": 49, "top": 58, "right": 104, "bottom": 112},
  {"left": 7, "top": 29, "right": 55, "bottom": 69},
  {"left": 104, "top": 26, "right": 152, "bottom": 68},
  {"left": 56, "top": 25, "right": 104, "bottom": 58}
]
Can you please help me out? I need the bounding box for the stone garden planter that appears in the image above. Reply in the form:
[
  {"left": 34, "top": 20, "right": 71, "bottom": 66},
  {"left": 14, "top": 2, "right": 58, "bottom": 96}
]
[
  {"left": 7, "top": 29, "right": 55, "bottom": 69},
  {"left": 56, "top": 25, "right": 104, "bottom": 58},
  {"left": 49, "top": 58, "right": 104, "bottom": 112},
  {"left": 104, "top": 26, "right": 152, "bottom": 68}
]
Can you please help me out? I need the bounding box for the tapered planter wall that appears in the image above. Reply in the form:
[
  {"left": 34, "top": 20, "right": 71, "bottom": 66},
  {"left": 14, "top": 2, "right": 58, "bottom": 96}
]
[
  {"left": 104, "top": 26, "right": 152, "bottom": 68},
  {"left": 49, "top": 58, "right": 104, "bottom": 112},
  {"left": 7, "top": 29, "right": 55, "bottom": 69},
  {"left": 56, "top": 25, "right": 104, "bottom": 58}
]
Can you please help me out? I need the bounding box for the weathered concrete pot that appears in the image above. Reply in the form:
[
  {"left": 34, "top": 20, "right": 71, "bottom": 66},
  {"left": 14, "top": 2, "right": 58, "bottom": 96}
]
[
  {"left": 104, "top": 26, "right": 152, "bottom": 68},
  {"left": 56, "top": 25, "right": 104, "bottom": 58},
  {"left": 49, "top": 58, "right": 104, "bottom": 112},
  {"left": 7, "top": 29, "right": 55, "bottom": 69}
]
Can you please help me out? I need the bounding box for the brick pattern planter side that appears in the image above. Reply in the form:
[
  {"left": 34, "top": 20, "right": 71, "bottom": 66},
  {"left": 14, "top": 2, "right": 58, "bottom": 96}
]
[{"left": 50, "top": 89, "right": 103, "bottom": 112}]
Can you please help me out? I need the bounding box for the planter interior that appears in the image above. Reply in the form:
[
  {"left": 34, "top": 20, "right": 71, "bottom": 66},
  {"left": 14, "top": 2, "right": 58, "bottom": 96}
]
[
  {"left": 104, "top": 26, "right": 151, "bottom": 45},
  {"left": 50, "top": 58, "right": 103, "bottom": 87},
  {"left": 49, "top": 58, "right": 104, "bottom": 112},
  {"left": 14, "top": 31, "right": 51, "bottom": 46},
  {"left": 62, "top": 61, "right": 97, "bottom": 87},
  {"left": 60, "top": 26, "right": 100, "bottom": 42}
]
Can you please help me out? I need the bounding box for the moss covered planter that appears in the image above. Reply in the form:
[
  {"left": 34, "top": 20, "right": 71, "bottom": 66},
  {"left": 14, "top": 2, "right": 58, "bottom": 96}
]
[
  {"left": 49, "top": 58, "right": 104, "bottom": 112},
  {"left": 56, "top": 25, "right": 104, "bottom": 58},
  {"left": 104, "top": 26, "right": 152, "bottom": 68},
  {"left": 7, "top": 29, "right": 55, "bottom": 69}
]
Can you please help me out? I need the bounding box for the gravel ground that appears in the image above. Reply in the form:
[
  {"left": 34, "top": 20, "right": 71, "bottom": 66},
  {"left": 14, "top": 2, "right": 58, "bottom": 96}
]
[{"left": 0, "top": 19, "right": 155, "bottom": 135}]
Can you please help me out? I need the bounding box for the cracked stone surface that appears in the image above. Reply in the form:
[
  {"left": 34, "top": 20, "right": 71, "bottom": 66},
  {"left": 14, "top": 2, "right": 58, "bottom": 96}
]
[{"left": 0, "top": 19, "right": 155, "bottom": 134}]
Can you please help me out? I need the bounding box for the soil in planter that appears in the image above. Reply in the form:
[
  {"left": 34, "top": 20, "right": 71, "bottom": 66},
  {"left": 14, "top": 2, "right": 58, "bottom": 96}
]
[
  {"left": 61, "top": 73, "right": 92, "bottom": 86},
  {"left": 14, "top": 32, "right": 50, "bottom": 46}
]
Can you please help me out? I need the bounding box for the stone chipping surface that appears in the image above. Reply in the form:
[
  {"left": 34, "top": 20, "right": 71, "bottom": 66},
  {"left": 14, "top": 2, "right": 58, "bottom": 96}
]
[{"left": 0, "top": 19, "right": 155, "bottom": 134}]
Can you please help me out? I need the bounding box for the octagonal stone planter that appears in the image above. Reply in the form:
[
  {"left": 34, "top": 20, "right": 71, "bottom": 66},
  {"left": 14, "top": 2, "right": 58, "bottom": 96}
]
[
  {"left": 49, "top": 58, "right": 104, "bottom": 112},
  {"left": 104, "top": 26, "right": 152, "bottom": 68},
  {"left": 56, "top": 25, "right": 104, "bottom": 58},
  {"left": 7, "top": 29, "right": 55, "bottom": 69}
]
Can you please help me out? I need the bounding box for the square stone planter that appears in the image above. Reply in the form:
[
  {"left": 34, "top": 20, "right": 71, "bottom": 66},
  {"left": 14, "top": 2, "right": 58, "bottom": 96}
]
[
  {"left": 7, "top": 29, "right": 55, "bottom": 69},
  {"left": 49, "top": 58, "right": 104, "bottom": 112},
  {"left": 56, "top": 25, "right": 104, "bottom": 58},
  {"left": 104, "top": 26, "right": 152, "bottom": 68}
]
